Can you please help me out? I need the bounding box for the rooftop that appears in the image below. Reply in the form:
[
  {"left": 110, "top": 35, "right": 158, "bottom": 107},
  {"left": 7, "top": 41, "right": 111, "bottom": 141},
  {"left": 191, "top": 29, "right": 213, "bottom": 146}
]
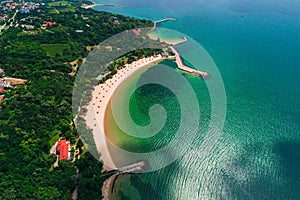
[{"left": 57, "top": 139, "right": 70, "bottom": 160}]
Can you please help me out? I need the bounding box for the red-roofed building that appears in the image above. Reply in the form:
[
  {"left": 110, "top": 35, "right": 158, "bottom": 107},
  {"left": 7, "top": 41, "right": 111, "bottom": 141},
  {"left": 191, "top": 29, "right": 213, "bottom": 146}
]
[
  {"left": 43, "top": 21, "right": 54, "bottom": 27},
  {"left": 57, "top": 139, "right": 70, "bottom": 160},
  {"left": 0, "top": 95, "right": 4, "bottom": 101},
  {"left": 0, "top": 87, "right": 4, "bottom": 93},
  {"left": 132, "top": 29, "right": 141, "bottom": 36}
]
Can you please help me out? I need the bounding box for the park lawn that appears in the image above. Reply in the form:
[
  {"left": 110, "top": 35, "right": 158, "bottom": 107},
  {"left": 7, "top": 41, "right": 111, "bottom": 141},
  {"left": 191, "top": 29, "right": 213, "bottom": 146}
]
[
  {"left": 49, "top": 134, "right": 60, "bottom": 147},
  {"left": 17, "top": 27, "right": 48, "bottom": 36},
  {"left": 49, "top": 7, "right": 59, "bottom": 14},
  {"left": 48, "top": 1, "right": 69, "bottom": 7},
  {"left": 41, "top": 44, "right": 70, "bottom": 57},
  {"left": 17, "top": 30, "right": 37, "bottom": 36},
  {"left": 48, "top": 1, "right": 76, "bottom": 13},
  {"left": 49, "top": 25, "right": 71, "bottom": 32},
  {"left": 57, "top": 6, "right": 76, "bottom": 13},
  {"left": 66, "top": 6, "right": 76, "bottom": 12},
  {"left": 48, "top": 8, "right": 60, "bottom": 14}
]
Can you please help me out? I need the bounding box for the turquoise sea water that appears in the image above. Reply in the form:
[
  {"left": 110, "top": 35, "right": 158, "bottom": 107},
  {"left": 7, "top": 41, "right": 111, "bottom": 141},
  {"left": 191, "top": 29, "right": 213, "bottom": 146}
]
[{"left": 95, "top": 0, "right": 300, "bottom": 199}]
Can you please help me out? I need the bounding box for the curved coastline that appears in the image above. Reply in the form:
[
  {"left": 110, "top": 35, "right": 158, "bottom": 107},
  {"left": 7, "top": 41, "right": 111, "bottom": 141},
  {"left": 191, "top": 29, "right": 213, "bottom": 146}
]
[
  {"left": 85, "top": 8, "right": 208, "bottom": 199},
  {"left": 81, "top": 3, "right": 125, "bottom": 9},
  {"left": 147, "top": 18, "right": 188, "bottom": 46},
  {"left": 85, "top": 55, "right": 164, "bottom": 171}
]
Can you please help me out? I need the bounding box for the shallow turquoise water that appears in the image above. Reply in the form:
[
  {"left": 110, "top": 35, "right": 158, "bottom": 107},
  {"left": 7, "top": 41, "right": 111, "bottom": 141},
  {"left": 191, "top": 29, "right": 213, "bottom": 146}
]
[{"left": 95, "top": 0, "right": 300, "bottom": 199}]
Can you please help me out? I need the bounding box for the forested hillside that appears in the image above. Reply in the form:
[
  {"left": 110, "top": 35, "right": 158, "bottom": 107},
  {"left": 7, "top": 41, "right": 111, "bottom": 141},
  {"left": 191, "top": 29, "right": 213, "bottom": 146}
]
[{"left": 0, "top": 1, "right": 152, "bottom": 199}]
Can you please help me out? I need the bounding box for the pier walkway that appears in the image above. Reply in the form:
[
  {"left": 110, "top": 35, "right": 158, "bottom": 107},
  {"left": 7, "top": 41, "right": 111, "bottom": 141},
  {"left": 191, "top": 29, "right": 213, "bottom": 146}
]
[
  {"left": 81, "top": 3, "right": 125, "bottom": 9},
  {"left": 156, "top": 18, "right": 176, "bottom": 23},
  {"left": 170, "top": 46, "right": 209, "bottom": 78},
  {"left": 173, "top": 36, "right": 188, "bottom": 46},
  {"left": 148, "top": 17, "right": 176, "bottom": 34}
]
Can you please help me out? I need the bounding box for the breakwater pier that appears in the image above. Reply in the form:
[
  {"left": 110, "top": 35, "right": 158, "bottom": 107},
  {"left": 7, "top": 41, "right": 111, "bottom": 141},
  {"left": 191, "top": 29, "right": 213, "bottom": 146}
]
[{"left": 170, "top": 46, "right": 209, "bottom": 78}]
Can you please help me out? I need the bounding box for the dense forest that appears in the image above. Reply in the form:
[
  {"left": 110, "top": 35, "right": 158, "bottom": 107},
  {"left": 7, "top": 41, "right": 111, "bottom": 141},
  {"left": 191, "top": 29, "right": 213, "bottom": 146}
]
[{"left": 0, "top": 1, "right": 154, "bottom": 199}]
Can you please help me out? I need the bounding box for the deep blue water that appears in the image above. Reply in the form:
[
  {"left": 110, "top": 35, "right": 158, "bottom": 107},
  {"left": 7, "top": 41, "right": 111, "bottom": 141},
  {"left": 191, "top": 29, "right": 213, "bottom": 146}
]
[{"left": 94, "top": 0, "right": 300, "bottom": 199}]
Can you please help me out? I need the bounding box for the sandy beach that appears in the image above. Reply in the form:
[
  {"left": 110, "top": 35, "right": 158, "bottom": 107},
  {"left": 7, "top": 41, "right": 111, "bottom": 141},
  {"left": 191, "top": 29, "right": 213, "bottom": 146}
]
[
  {"left": 148, "top": 33, "right": 187, "bottom": 45},
  {"left": 85, "top": 55, "right": 164, "bottom": 171},
  {"left": 146, "top": 18, "right": 189, "bottom": 46}
]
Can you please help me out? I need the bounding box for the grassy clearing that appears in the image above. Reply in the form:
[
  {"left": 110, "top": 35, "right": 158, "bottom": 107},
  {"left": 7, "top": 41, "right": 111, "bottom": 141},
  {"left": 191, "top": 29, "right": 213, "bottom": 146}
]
[
  {"left": 49, "top": 8, "right": 60, "bottom": 14},
  {"left": 41, "top": 44, "right": 70, "bottom": 57},
  {"left": 47, "top": 1, "right": 76, "bottom": 12},
  {"left": 49, "top": 25, "right": 70, "bottom": 32},
  {"left": 48, "top": 1, "right": 69, "bottom": 7},
  {"left": 18, "top": 28, "right": 50, "bottom": 36},
  {"left": 68, "top": 6, "right": 76, "bottom": 12},
  {"left": 17, "top": 30, "right": 37, "bottom": 36},
  {"left": 61, "top": 6, "right": 76, "bottom": 12},
  {"left": 49, "top": 134, "right": 60, "bottom": 147}
]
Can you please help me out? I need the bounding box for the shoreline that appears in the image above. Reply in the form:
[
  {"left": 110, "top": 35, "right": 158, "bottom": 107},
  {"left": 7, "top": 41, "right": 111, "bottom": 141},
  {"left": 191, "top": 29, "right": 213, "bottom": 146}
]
[
  {"left": 147, "top": 18, "right": 176, "bottom": 35},
  {"left": 148, "top": 33, "right": 187, "bottom": 46},
  {"left": 146, "top": 18, "right": 188, "bottom": 46},
  {"left": 86, "top": 55, "right": 165, "bottom": 200},
  {"left": 169, "top": 46, "right": 209, "bottom": 78},
  {"left": 81, "top": 3, "right": 125, "bottom": 9},
  {"left": 85, "top": 55, "right": 164, "bottom": 172},
  {"left": 86, "top": 5, "right": 208, "bottom": 198}
]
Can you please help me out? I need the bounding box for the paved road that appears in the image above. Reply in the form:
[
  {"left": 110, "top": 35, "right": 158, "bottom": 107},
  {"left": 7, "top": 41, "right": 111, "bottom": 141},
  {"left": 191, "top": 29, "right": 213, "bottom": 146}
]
[
  {"left": 0, "top": 24, "right": 6, "bottom": 33},
  {"left": 0, "top": 9, "right": 18, "bottom": 33}
]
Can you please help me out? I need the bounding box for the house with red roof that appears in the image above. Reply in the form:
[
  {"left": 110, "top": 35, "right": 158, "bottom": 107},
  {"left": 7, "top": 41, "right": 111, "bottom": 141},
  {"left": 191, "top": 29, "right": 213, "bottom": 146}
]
[
  {"left": 43, "top": 21, "right": 54, "bottom": 27},
  {"left": 132, "top": 29, "right": 141, "bottom": 36},
  {"left": 0, "top": 87, "right": 4, "bottom": 101},
  {"left": 56, "top": 139, "right": 70, "bottom": 161}
]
